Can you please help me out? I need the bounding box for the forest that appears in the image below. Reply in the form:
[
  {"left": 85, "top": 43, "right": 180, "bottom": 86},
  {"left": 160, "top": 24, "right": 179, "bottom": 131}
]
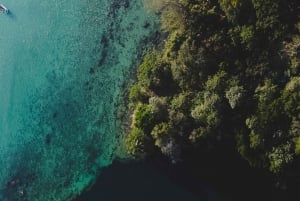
[{"left": 125, "top": 0, "right": 300, "bottom": 187}]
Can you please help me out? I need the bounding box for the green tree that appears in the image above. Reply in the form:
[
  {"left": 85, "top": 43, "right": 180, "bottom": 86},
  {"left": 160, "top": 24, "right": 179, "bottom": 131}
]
[
  {"left": 127, "top": 0, "right": 300, "bottom": 176},
  {"left": 290, "top": 120, "right": 300, "bottom": 137},
  {"left": 189, "top": 127, "right": 210, "bottom": 142},
  {"left": 281, "top": 77, "right": 300, "bottom": 118},
  {"left": 252, "top": 0, "right": 282, "bottom": 40},
  {"left": 151, "top": 122, "right": 172, "bottom": 148},
  {"left": 225, "top": 85, "right": 245, "bottom": 109},
  {"left": 129, "top": 84, "right": 148, "bottom": 103},
  {"left": 245, "top": 116, "right": 263, "bottom": 150},
  {"left": 149, "top": 96, "right": 168, "bottom": 120},
  {"left": 219, "top": 0, "right": 241, "bottom": 22},
  {"left": 126, "top": 127, "right": 150, "bottom": 157},
  {"left": 138, "top": 51, "right": 174, "bottom": 94},
  {"left": 134, "top": 104, "right": 155, "bottom": 134},
  {"left": 255, "top": 80, "right": 278, "bottom": 104},
  {"left": 282, "top": 35, "right": 300, "bottom": 75},
  {"left": 137, "top": 52, "right": 160, "bottom": 89},
  {"left": 267, "top": 143, "right": 294, "bottom": 173},
  {"left": 240, "top": 25, "right": 254, "bottom": 50},
  {"left": 205, "top": 70, "right": 228, "bottom": 93},
  {"left": 295, "top": 137, "right": 300, "bottom": 155}
]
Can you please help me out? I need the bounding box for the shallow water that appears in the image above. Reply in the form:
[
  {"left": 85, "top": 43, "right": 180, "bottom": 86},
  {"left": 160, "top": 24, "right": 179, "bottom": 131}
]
[{"left": 0, "top": 0, "right": 157, "bottom": 200}]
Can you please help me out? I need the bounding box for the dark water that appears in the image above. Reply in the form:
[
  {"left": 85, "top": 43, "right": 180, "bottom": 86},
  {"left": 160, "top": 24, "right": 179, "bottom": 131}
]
[
  {"left": 75, "top": 148, "right": 299, "bottom": 201},
  {"left": 75, "top": 159, "right": 227, "bottom": 201}
]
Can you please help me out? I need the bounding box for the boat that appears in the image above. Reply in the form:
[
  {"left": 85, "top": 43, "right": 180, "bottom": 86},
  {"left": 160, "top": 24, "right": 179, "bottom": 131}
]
[{"left": 0, "top": 4, "right": 8, "bottom": 14}]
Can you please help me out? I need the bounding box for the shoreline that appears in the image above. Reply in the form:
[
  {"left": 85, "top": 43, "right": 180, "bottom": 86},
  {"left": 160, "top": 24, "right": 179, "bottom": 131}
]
[
  {"left": 111, "top": 16, "right": 163, "bottom": 159},
  {"left": 72, "top": 3, "right": 162, "bottom": 200},
  {"left": 75, "top": 1, "right": 300, "bottom": 201}
]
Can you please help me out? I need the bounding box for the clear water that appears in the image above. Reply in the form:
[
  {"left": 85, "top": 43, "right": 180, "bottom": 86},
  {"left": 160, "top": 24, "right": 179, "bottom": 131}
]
[{"left": 0, "top": 0, "right": 157, "bottom": 200}]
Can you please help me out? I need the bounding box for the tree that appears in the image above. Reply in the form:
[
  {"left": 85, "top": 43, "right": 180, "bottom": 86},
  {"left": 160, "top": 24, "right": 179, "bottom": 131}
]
[
  {"left": 145, "top": 0, "right": 188, "bottom": 32},
  {"left": 225, "top": 85, "right": 245, "bottom": 109},
  {"left": 281, "top": 77, "right": 300, "bottom": 118},
  {"left": 219, "top": 0, "right": 241, "bottom": 22},
  {"left": 290, "top": 120, "right": 300, "bottom": 137},
  {"left": 240, "top": 25, "right": 254, "bottom": 50},
  {"left": 151, "top": 122, "right": 181, "bottom": 162},
  {"left": 151, "top": 122, "right": 172, "bottom": 148},
  {"left": 245, "top": 116, "right": 263, "bottom": 150},
  {"left": 205, "top": 70, "right": 228, "bottom": 93},
  {"left": 295, "top": 137, "right": 300, "bottom": 155},
  {"left": 149, "top": 96, "right": 168, "bottom": 120},
  {"left": 137, "top": 52, "right": 160, "bottom": 89},
  {"left": 281, "top": 32, "right": 300, "bottom": 76},
  {"left": 129, "top": 84, "right": 148, "bottom": 103},
  {"left": 170, "top": 92, "right": 192, "bottom": 113},
  {"left": 134, "top": 104, "right": 155, "bottom": 134},
  {"left": 127, "top": 0, "right": 300, "bottom": 177},
  {"left": 138, "top": 51, "right": 174, "bottom": 95},
  {"left": 191, "top": 93, "right": 220, "bottom": 124},
  {"left": 126, "top": 127, "right": 151, "bottom": 157},
  {"left": 255, "top": 80, "right": 278, "bottom": 104},
  {"left": 252, "top": 0, "right": 282, "bottom": 40},
  {"left": 267, "top": 143, "right": 294, "bottom": 173},
  {"left": 189, "top": 127, "right": 210, "bottom": 142}
]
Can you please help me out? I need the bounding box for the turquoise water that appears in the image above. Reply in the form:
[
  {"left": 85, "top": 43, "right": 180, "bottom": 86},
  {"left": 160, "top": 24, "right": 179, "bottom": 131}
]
[{"left": 0, "top": 0, "right": 157, "bottom": 200}]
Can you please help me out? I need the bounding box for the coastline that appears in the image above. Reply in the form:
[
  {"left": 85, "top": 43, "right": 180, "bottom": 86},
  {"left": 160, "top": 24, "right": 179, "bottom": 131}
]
[
  {"left": 120, "top": 1, "right": 300, "bottom": 201},
  {"left": 113, "top": 28, "right": 164, "bottom": 159},
  {"left": 74, "top": 1, "right": 300, "bottom": 201},
  {"left": 72, "top": 2, "right": 162, "bottom": 199}
]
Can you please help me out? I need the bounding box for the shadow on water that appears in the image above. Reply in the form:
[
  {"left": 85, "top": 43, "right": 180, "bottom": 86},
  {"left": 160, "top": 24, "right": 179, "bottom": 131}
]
[
  {"left": 7, "top": 11, "right": 16, "bottom": 19},
  {"left": 74, "top": 158, "right": 227, "bottom": 201},
  {"left": 75, "top": 145, "right": 300, "bottom": 201}
]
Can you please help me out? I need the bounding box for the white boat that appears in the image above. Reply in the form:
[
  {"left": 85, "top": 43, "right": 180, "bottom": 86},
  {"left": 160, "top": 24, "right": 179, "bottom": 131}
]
[{"left": 0, "top": 4, "right": 8, "bottom": 14}]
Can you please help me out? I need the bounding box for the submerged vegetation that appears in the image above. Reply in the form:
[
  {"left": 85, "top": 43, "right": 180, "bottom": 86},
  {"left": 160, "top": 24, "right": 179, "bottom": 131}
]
[{"left": 126, "top": 0, "right": 300, "bottom": 178}]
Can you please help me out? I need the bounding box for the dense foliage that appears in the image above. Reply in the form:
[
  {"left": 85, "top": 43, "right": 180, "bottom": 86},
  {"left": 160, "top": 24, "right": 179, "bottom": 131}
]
[{"left": 126, "top": 0, "right": 300, "bottom": 175}]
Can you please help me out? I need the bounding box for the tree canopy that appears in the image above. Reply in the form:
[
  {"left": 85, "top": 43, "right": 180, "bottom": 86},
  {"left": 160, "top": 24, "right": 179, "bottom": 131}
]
[{"left": 126, "top": 0, "right": 300, "bottom": 176}]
